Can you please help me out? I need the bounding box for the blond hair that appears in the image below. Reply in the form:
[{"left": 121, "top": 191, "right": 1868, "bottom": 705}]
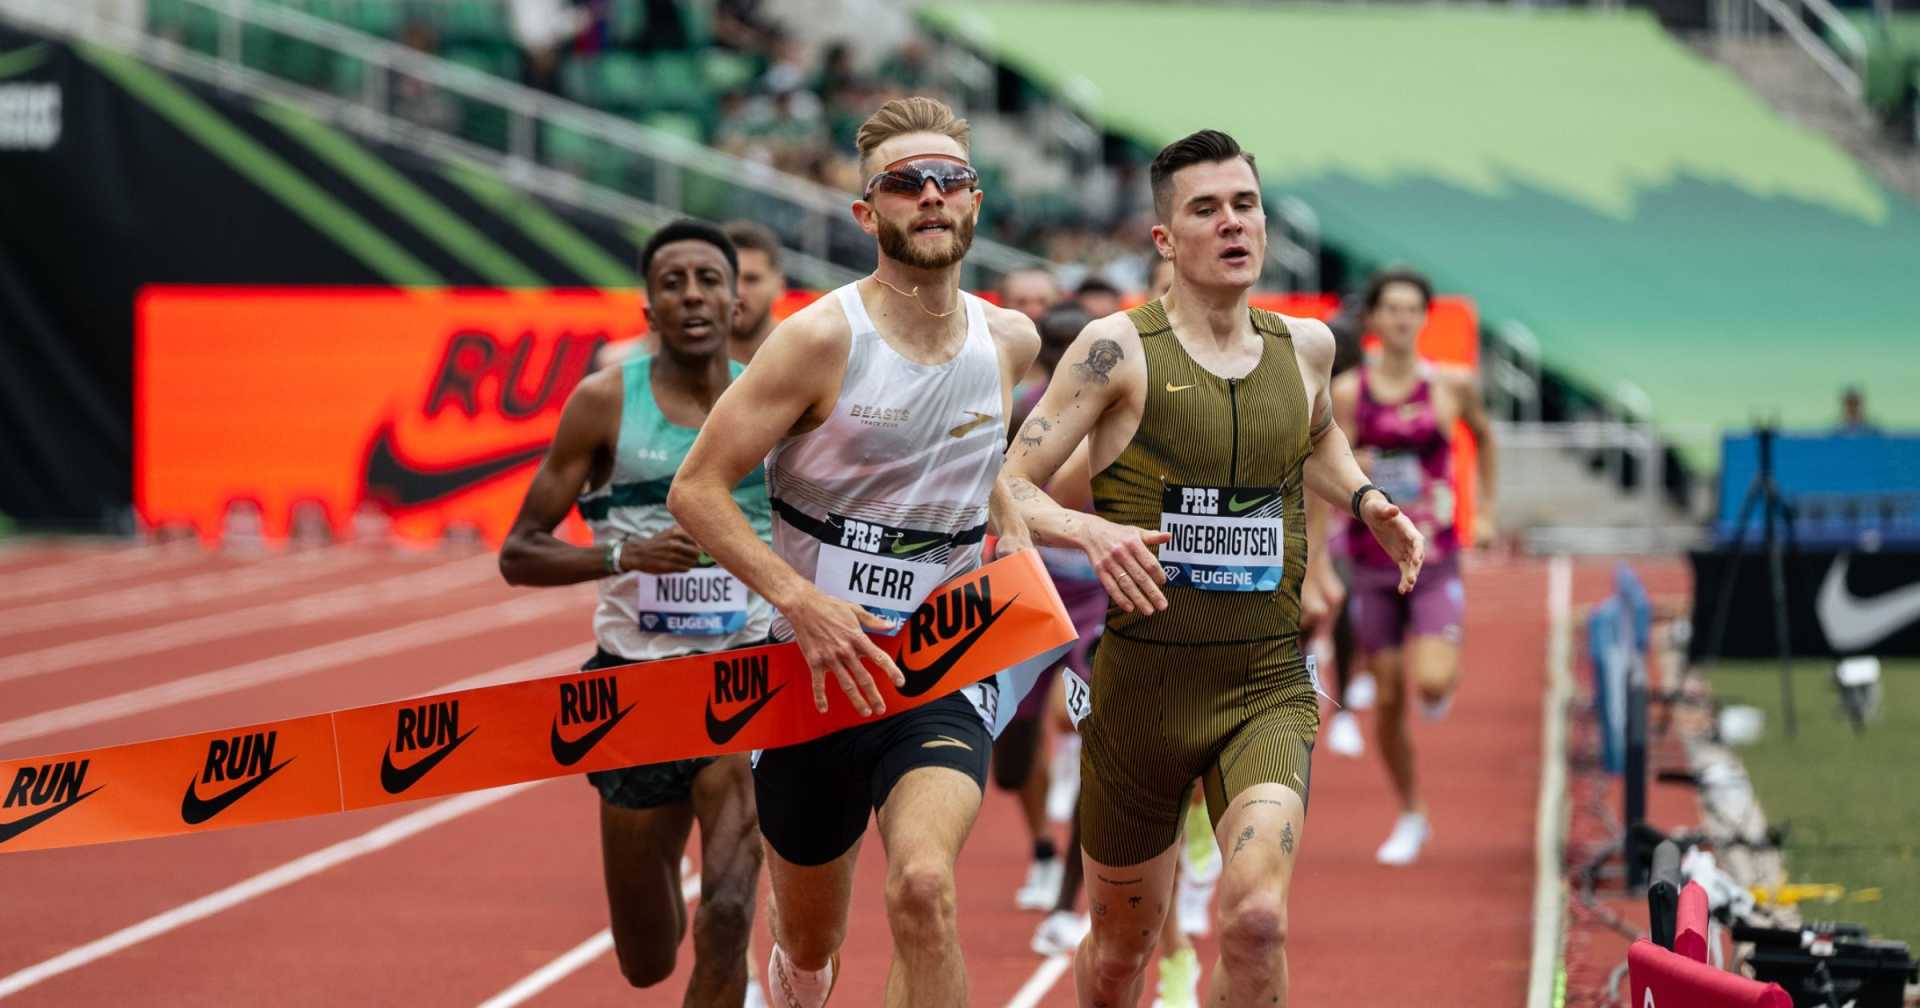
[{"left": 855, "top": 96, "right": 970, "bottom": 173}]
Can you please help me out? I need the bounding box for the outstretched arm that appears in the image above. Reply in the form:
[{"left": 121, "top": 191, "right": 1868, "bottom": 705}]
[
  {"left": 668, "top": 311, "right": 902, "bottom": 717},
  {"left": 1296, "top": 318, "right": 1425, "bottom": 594},
  {"left": 999, "top": 317, "right": 1171, "bottom": 614}
]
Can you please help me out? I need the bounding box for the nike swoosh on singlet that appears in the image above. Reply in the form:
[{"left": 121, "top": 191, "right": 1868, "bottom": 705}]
[
  {"left": 180, "top": 760, "right": 293, "bottom": 825},
  {"left": 1816, "top": 554, "right": 1920, "bottom": 651},
  {"left": 896, "top": 595, "right": 1018, "bottom": 697},
  {"left": 549, "top": 703, "right": 637, "bottom": 767},
  {"left": 1226, "top": 493, "right": 1275, "bottom": 514},
  {"left": 379, "top": 727, "right": 477, "bottom": 795},
  {"left": 0, "top": 787, "right": 102, "bottom": 846},
  {"left": 361, "top": 421, "right": 548, "bottom": 510},
  {"left": 890, "top": 537, "right": 942, "bottom": 556},
  {"left": 947, "top": 411, "right": 996, "bottom": 438},
  {"left": 704, "top": 683, "right": 787, "bottom": 745},
  {"left": 1165, "top": 382, "right": 1196, "bottom": 393}
]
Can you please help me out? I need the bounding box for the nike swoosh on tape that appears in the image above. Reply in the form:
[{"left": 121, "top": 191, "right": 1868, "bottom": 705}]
[
  {"left": 361, "top": 421, "right": 548, "bottom": 510},
  {"left": 379, "top": 727, "right": 477, "bottom": 795},
  {"left": 549, "top": 702, "right": 637, "bottom": 767},
  {"left": 0, "top": 786, "right": 102, "bottom": 846},
  {"left": 947, "top": 411, "right": 996, "bottom": 438},
  {"left": 1165, "top": 382, "right": 1196, "bottom": 393},
  {"left": 896, "top": 594, "right": 1018, "bottom": 697},
  {"left": 1227, "top": 493, "right": 1274, "bottom": 513},
  {"left": 704, "top": 683, "right": 787, "bottom": 745},
  {"left": 180, "top": 760, "right": 293, "bottom": 825},
  {"left": 1816, "top": 554, "right": 1920, "bottom": 651}
]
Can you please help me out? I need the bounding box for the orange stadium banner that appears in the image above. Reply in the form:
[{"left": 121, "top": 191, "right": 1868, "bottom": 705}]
[
  {"left": 0, "top": 551, "right": 1072, "bottom": 853},
  {"left": 135, "top": 287, "right": 1477, "bottom": 545}
]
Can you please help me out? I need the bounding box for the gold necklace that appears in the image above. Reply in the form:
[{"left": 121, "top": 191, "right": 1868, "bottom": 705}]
[{"left": 873, "top": 275, "right": 960, "bottom": 318}]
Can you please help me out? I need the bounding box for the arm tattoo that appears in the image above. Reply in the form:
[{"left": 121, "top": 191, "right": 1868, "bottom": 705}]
[
  {"left": 1016, "top": 415, "right": 1053, "bottom": 448},
  {"left": 1007, "top": 477, "right": 1040, "bottom": 502},
  {"left": 1071, "top": 339, "right": 1124, "bottom": 384},
  {"left": 1280, "top": 821, "right": 1296, "bottom": 855}
]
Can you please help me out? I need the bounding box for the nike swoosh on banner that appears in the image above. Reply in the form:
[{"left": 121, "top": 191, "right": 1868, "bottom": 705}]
[
  {"left": 0, "top": 787, "right": 103, "bottom": 846},
  {"left": 379, "top": 727, "right": 478, "bottom": 795},
  {"left": 896, "top": 595, "right": 1018, "bottom": 697},
  {"left": 704, "top": 684, "right": 787, "bottom": 745},
  {"left": 549, "top": 703, "right": 637, "bottom": 767},
  {"left": 947, "top": 411, "right": 996, "bottom": 438},
  {"left": 1816, "top": 554, "right": 1920, "bottom": 651},
  {"left": 1165, "top": 383, "right": 1195, "bottom": 393},
  {"left": 180, "top": 760, "right": 293, "bottom": 825},
  {"left": 361, "top": 420, "right": 548, "bottom": 510}
]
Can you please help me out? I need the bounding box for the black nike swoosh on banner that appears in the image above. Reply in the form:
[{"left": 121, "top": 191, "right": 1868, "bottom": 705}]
[
  {"left": 379, "top": 727, "right": 477, "bottom": 795},
  {"left": 896, "top": 595, "right": 1019, "bottom": 697},
  {"left": 550, "top": 703, "right": 637, "bottom": 767},
  {"left": 0, "top": 787, "right": 103, "bottom": 846},
  {"left": 361, "top": 421, "right": 548, "bottom": 510},
  {"left": 704, "top": 683, "right": 787, "bottom": 745},
  {"left": 180, "top": 760, "right": 293, "bottom": 825}
]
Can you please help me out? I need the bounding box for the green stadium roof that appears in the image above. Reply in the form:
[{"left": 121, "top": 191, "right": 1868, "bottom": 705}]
[{"left": 924, "top": 3, "right": 1920, "bottom": 462}]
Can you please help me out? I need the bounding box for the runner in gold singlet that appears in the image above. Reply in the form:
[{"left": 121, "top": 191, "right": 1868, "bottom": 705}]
[{"left": 1000, "top": 130, "right": 1425, "bottom": 1008}]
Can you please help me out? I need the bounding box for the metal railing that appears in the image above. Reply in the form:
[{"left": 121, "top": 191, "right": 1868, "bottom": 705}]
[
  {"left": 4, "top": 0, "right": 1056, "bottom": 290},
  {"left": 1716, "top": 0, "right": 1869, "bottom": 99}
]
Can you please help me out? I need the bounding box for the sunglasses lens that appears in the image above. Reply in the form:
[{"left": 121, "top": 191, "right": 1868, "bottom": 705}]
[{"left": 867, "top": 161, "right": 978, "bottom": 197}]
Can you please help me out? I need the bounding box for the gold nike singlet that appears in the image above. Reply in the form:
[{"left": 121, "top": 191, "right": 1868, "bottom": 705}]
[{"left": 1078, "top": 300, "right": 1322, "bottom": 867}]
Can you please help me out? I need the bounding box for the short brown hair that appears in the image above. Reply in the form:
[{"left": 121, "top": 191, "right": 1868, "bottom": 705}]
[
  {"left": 1361, "top": 267, "right": 1433, "bottom": 312},
  {"left": 855, "top": 96, "right": 970, "bottom": 174},
  {"left": 1149, "top": 129, "right": 1258, "bottom": 219},
  {"left": 722, "top": 220, "right": 781, "bottom": 267}
]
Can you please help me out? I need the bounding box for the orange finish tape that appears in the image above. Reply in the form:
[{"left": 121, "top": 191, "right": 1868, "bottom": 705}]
[{"left": 0, "top": 552, "right": 1071, "bottom": 852}]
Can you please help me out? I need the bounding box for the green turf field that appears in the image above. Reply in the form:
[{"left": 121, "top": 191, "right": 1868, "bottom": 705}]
[{"left": 1709, "top": 659, "right": 1919, "bottom": 945}]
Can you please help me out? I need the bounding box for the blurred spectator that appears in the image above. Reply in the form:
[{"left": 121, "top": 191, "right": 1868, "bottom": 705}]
[
  {"left": 510, "top": 0, "right": 588, "bottom": 94},
  {"left": 714, "top": 0, "right": 779, "bottom": 54},
  {"left": 1837, "top": 385, "right": 1880, "bottom": 435},
  {"left": 393, "top": 18, "right": 458, "bottom": 133},
  {"left": 722, "top": 220, "right": 787, "bottom": 363},
  {"left": 816, "top": 41, "right": 860, "bottom": 109},
  {"left": 1074, "top": 275, "right": 1122, "bottom": 318},
  {"left": 998, "top": 267, "right": 1063, "bottom": 323},
  {"left": 877, "top": 38, "right": 935, "bottom": 93},
  {"left": 761, "top": 31, "right": 814, "bottom": 96},
  {"left": 1148, "top": 256, "right": 1174, "bottom": 300}
]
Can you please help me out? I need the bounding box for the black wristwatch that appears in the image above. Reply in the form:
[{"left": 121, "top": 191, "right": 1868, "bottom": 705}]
[{"left": 1351, "top": 483, "right": 1391, "bottom": 520}]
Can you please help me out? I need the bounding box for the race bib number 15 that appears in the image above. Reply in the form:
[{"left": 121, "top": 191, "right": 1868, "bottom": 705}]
[{"left": 1159, "top": 483, "right": 1285, "bottom": 593}]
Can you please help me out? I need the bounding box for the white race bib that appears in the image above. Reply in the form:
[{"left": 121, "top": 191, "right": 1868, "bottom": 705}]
[
  {"left": 1158, "top": 483, "right": 1285, "bottom": 593},
  {"left": 1372, "top": 451, "right": 1426, "bottom": 507},
  {"left": 635, "top": 567, "right": 750, "bottom": 637}
]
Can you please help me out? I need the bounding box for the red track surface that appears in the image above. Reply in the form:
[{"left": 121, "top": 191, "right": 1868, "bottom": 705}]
[{"left": 0, "top": 543, "right": 1564, "bottom": 1006}]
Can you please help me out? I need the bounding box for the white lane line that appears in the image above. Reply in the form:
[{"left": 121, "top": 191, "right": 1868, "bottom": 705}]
[
  {"left": 0, "top": 590, "right": 585, "bottom": 748},
  {"left": 1526, "top": 554, "right": 1573, "bottom": 1008},
  {"left": 0, "top": 553, "right": 500, "bottom": 684},
  {"left": 474, "top": 872, "right": 700, "bottom": 1008},
  {"left": 0, "top": 544, "right": 204, "bottom": 604},
  {"left": 0, "top": 546, "right": 368, "bottom": 637},
  {"left": 0, "top": 783, "right": 539, "bottom": 1000},
  {"left": 1005, "top": 954, "right": 1073, "bottom": 1008}
]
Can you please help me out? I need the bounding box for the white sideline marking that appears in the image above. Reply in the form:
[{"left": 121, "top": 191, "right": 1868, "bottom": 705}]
[
  {"left": 0, "top": 783, "right": 539, "bottom": 1000},
  {"left": 1005, "top": 954, "right": 1073, "bottom": 1008},
  {"left": 1526, "top": 554, "right": 1574, "bottom": 1008},
  {"left": 0, "top": 553, "right": 498, "bottom": 684},
  {"left": 0, "top": 590, "right": 582, "bottom": 747},
  {"left": 0, "top": 546, "right": 366, "bottom": 637},
  {"left": 474, "top": 872, "right": 700, "bottom": 1008}
]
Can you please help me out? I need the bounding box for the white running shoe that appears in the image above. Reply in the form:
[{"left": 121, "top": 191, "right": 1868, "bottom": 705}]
[
  {"left": 1150, "top": 946, "right": 1202, "bottom": 1007},
  {"left": 1046, "top": 734, "right": 1081, "bottom": 823},
  {"left": 1031, "top": 910, "right": 1091, "bottom": 956},
  {"left": 1015, "top": 857, "right": 1063, "bottom": 911},
  {"left": 1375, "top": 811, "right": 1431, "bottom": 866},
  {"left": 1345, "top": 672, "right": 1377, "bottom": 711},
  {"left": 1326, "top": 709, "right": 1365, "bottom": 757}
]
